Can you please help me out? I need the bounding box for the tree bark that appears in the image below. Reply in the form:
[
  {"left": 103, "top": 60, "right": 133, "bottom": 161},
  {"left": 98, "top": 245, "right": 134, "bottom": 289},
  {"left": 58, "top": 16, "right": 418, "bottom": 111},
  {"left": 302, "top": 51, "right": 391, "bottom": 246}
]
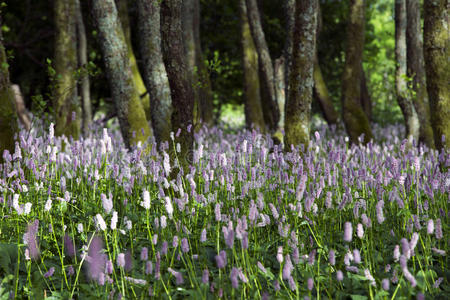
[
  {"left": 11, "top": 84, "right": 31, "bottom": 131},
  {"left": 341, "top": 0, "right": 373, "bottom": 144},
  {"left": 239, "top": 0, "right": 265, "bottom": 132},
  {"left": 395, "top": 0, "right": 419, "bottom": 143},
  {"left": 424, "top": 0, "right": 449, "bottom": 150},
  {"left": 161, "top": 0, "right": 195, "bottom": 169},
  {"left": 116, "top": 0, "right": 152, "bottom": 124},
  {"left": 136, "top": 0, "right": 172, "bottom": 145},
  {"left": 53, "top": 0, "right": 81, "bottom": 139},
  {"left": 92, "top": 0, "right": 151, "bottom": 148},
  {"left": 283, "top": 0, "right": 295, "bottom": 109},
  {"left": 0, "top": 26, "right": 17, "bottom": 159},
  {"left": 360, "top": 66, "right": 372, "bottom": 120},
  {"left": 75, "top": 0, "right": 92, "bottom": 136},
  {"left": 406, "top": 0, "right": 434, "bottom": 148},
  {"left": 245, "top": 0, "right": 279, "bottom": 131},
  {"left": 193, "top": 0, "right": 214, "bottom": 126},
  {"left": 285, "top": 0, "right": 318, "bottom": 149},
  {"left": 313, "top": 53, "right": 339, "bottom": 125}
]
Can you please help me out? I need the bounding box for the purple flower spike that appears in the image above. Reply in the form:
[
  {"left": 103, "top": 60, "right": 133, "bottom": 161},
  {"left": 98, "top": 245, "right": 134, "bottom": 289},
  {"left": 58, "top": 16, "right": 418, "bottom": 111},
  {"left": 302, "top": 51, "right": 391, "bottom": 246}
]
[
  {"left": 44, "top": 267, "right": 55, "bottom": 278},
  {"left": 343, "top": 222, "right": 352, "bottom": 242}
]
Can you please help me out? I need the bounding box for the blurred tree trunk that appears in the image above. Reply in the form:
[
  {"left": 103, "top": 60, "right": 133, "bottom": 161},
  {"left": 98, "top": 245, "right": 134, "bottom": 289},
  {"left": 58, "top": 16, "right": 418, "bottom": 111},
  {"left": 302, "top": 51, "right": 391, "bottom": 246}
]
[
  {"left": 75, "top": 0, "right": 92, "bottom": 136},
  {"left": 92, "top": 0, "right": 151, "bottom": 148},
  {"left": 273, "top": 56, "right": 285, "bottom": 140},
  {"left": 137, "top": 0, "right": 172, "bottom": 145},
  {"left": 360, "top": 67, "right": 372, "bottom": 120},
  {"left": 285, "top": 0, "right": 318, "bottom": 149},
  {"left": 116, "top": 0, "right": 152, "bottom": 124},
  {"left": 161, "top": 0, "right": 195, "bottom": 169},
  {"left": 406, "top": 0, "right": 435, "bottom": 148},
  {"left": 246, "top": 0, "right": 279, "bottom": 132},
  {"left": 395, "top": 0, "right": 419, "bottom": 144},
  {"left": 182, "top": 0, "right": 197, "bottom": 124},
  {"left": 313, "top": 54, "right": 339, "bottom": 125},
  {"left": 341, "top": 0, "right": 372, "bottom": 144},
  {"left": 0, "top": 25, "right": 17, "bottom": 158},
  {"left": 53, "top": 0, "right": 81, "bottom": 139},
  {"left": 424, "top": 0, "right": 449, "bottom": 150},
  {"left": 193, "top": 0, "right": 214, "bottom": 126},
  {"left": 239, "top": 0, "right": 265, "bottom": 132},
  {"left": 313, "top": 4, "right": 339, "bottom": 126},
  {"left": 11, "top": 85, "right": 31, "bottom": 131},
  {"left": 283, "top": 0, "right": 295, "bottom": 104}
]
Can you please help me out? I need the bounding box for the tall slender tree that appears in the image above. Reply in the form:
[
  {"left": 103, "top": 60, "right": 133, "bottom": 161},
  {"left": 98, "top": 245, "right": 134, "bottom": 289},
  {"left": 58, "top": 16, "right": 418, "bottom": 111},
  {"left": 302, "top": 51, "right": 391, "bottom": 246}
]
[
  {"left": 360, "top": 67, "right": 372, "bottom": 120},
  {"left": 239, "top": 0, "right": 265, "bottom": 131},
  {"left": 136, "top": 0, "right": 172, "bottom": 145},
  {"left": 285, "top": 0, "right": 318, "bottom": 149},
  {"left": 406, "top": 0, "right": 434, "bottom": 147},
  {"left": 395, "top": 0, "right": 419, "bottom": 143},
  {"left": 75, "top": 0, "right": 92, "bottom": 136},
  {"left": 424, "top": 0, "right": 449, "bottom": 150},
  {"left": 245, "top": 0, "right": 279, "bottom": 131},
  {"left": 0, "top": 20, "right": 17, "bottom": 158},
  {"left": 53, "top": 0, "right": 81, "bottom": 139},
  {"left": 161, "top": 0, "right": 195, "bottom": 169},
  {"left": 92, "top": 0, "right": 151, "bottom": 148},
  {"left": 341, "top": 0, "right": 372, "bottom": 144},
  {"left": 116, "top": 0, "right": 151, "bottom": 123}
]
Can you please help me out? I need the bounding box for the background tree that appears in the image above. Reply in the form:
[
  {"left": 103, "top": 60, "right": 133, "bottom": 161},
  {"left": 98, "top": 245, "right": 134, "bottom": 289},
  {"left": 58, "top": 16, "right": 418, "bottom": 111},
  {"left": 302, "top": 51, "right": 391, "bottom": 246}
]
[
  {"left": 395, "top": 0, "right": 419, "bottom": 143},
  {"left": 92, "top": 0, "right": 151, "bottom": 148},
  {"left": 285, "top": 0, "right": 318, "bottom": 149},
  {"left": 53, "top": 0, "right": 81, "bottom": 139},
  {"left": 246, "top": 0, "right": 279, "bottom": 132},
  {"left": 423, "top": 0, "right": 449, "bottom": 150},
  {"left": 161, "top": 0, "right": 195, "bottom": 169},
  {"left": 116, "top": 0, "right": 151, "bottom": 123},
  {"left": 136, "top": 0, "right": 172, "bottom": 145},
  {"left": 406, "top": 0, "right": 434, "bottom": 147},
  {"left": 341, "top": 0, "right": 373, "bottom": 144},
  {"left": 239, "top": 0, "right": 265, "bottom": 132},
  {"left": 0, "top": 18, "right": 17, "bottom": 158},
  {"left": 75, "top": 0, "right": 92, "bottom": 136}
]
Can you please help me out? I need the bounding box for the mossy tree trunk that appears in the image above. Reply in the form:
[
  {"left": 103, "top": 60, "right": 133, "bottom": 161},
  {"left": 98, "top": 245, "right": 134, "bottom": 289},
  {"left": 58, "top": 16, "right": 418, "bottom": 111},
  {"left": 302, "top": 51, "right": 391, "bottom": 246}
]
[
  {"left": 239, "top": 0, "right": 265, "bottom": 132},
  {"left": 406, "top": 0, "right": 434, "bottom": 148},
  {"left": 285, "top": 0, "right": 318, "bottom": 149},
  {"left": 395, "top": 0, "right": 419, "bottom": 143},
  {"left": 193, "top": 0, "right": 214, "bottom": 126},
  {"left": 283, "top": 0, "right": 295, "bottom": 104},
  {"left": 75, "top": 0, "right": 92, "bottom": 136},
  {"left": 161, "top": 0, "right": 195, "bottom": 170},
  {"left": 0, "top": 25, "right": 17, "bottom": 159},
  {"left": 360, "top": 67, "right": 372, "bottom": 120},
  {"left": 92, "top": 0, "right": 151, "bottom": 148},
  {"left": 424, "top": 0, "right": 449, "bottom": 150},
  {"left": 136, "top": 0, "right": 172, "bottom": 145},
  {"left": 116, "top": 0, "right": 152, "bottom": 126},
  {"left": 246, "top": 0, "right": 279, "bottom": 132},
  {"left": 53, "top": 0, "right": 81, "bottom": 139},
  {"left": 341, "top": 0, "right": 373, "bottom": 144}
]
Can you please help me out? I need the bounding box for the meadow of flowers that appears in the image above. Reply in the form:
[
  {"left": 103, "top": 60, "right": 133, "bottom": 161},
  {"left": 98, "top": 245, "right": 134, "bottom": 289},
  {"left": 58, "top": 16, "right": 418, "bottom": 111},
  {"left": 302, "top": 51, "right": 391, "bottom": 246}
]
[{"left": 0, "top": 121, "right": 448, "bottom": 299}]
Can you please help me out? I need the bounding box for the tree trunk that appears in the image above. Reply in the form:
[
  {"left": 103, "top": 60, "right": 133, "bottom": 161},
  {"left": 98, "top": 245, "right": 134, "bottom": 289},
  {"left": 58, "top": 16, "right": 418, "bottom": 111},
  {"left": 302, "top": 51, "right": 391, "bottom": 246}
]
[
  {"left": 406, "top": 0, "right": 435, "bottom": 148},
  {"left": 136, "top": 0, "right": 172, "bottom": 145},
  {"left": 53, "top": 0, "right": 81, "bottom": 139},
  {"left": 75, "top": 0, "right": 92, "bottom": 136},
  {"left": 283, "top": 0, "right": 295, "bottom": 109},
  {"left": 193, "top": 0, "right": 214, "bottom": 126},
  {"left": 274, "top": 56, "right": 285, "bottom": 139},
  {"left": 92, "top": 0, "right": 151, "bottom": 148},
  {"left": 313, "top": 54, "right": 339, "bottom": 125},
  {"left": 313, "top": 4, "right": 339, "bottom": 126},
  {"left": 11, "top": 84, "right": 31, "bottom": 131},
  {"left": 395, "top": 0, "right": 419, "bottom": 143},
  {"left": 245, "top": 0, "right": 279, "bottom": 131},
  {"left": 116, "top": 0, "right": 152, "bottom": 124},
  {"left": 239, "top": 0, "right": 265, "bottom": 132},
  {"left": 0, "top": 26, "right": 17, "bottom": 159},
  {"left": 360, "top": 66, "right": 372, "bottom": 120},
  {"left": 341, "top": 0, "right": 373, "bottom": 144},
  {"left": 161, "top": 0, "right": 195, "bottom": 170},
  {"left": 424, "top": 0, "right": 449, "bottom": 150},
  {"left": 285, "top": 0, "right": 318, "bottom": 149}
]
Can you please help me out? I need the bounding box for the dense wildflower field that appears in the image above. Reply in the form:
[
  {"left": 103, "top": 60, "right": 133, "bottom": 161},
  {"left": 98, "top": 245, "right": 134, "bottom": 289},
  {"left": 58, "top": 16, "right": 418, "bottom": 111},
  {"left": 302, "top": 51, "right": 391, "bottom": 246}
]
[{"left": 0, "top": 122, "right": 448, "bottom": 299}]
